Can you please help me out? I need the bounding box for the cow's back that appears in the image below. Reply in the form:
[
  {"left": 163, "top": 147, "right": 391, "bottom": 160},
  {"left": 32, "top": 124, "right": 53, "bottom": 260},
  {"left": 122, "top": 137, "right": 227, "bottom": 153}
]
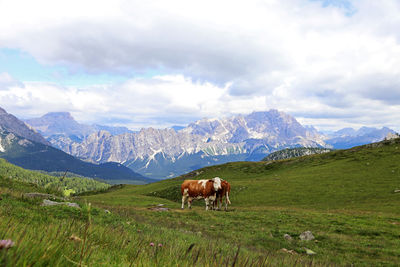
[
  {"left": 181, "top": 180, "right": 202, "bottom": 196},
  {"left": 181, "top": 179, "right": 214, "bottom": 197},
  {"left": 181, "top": 180, "right": 194, "bottom": 194}
]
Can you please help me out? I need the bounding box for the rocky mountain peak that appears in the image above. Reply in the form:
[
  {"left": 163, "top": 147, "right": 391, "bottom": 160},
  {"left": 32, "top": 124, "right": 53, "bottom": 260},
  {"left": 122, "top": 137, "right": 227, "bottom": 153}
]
[
  {"left": 25, "top": 112, "right": 92, "bottom": 137},
  {"left": 41, "top": 112, "right": 74, "bottom": 120},
  {"left": 0, "top": 106, "right": 50, "bottom": 145},
  {"left": 0, "top": 107, "right": 7, "bottom": 115}
]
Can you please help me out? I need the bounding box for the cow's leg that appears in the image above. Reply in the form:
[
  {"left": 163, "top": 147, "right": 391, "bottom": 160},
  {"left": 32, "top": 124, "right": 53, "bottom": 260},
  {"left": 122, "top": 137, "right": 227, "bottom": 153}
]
[
  {"left": 225, "top": 191, "right": 230, "bottom": 211},
  {"left": 205, "top": 198, "right": 210, "bottom": 210},
  {"left": 181, "top": 189, "right": 188, "bottom": 209},
  {"left": 213, "top": 195, "right": 217, "bottom": 210},
  {"left": 210, "top": 194, "right": 217, "bottom": 210},
  {"left": 213, "top": 195, "right": 218, "bottom": 210},
  {"left": 181, "top": 195, "right": 186, "bottom": 209},
  {"left": 188, "top": 197, "right": 193, "bottom": 209}
]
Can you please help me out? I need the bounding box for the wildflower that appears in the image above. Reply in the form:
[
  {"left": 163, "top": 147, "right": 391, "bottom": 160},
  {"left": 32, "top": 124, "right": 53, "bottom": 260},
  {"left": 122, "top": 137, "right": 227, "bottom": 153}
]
[
  {"left": 158, "top": 243, "right": 163, "bottom": 247},
  {"left": 0, "top": 239, "right": 14, "bottom": 249},
  {"left": 150, "top": 242, "right": 154, "bottom": 247}
]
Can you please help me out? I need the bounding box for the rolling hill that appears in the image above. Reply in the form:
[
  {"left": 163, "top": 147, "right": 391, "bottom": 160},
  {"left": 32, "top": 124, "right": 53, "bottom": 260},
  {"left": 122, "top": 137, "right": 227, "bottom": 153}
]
[
  {"left": 1, "top": 137, "right": 400, "bottom": 266},
  {"left": 81, "top": 137, "right": 400, "bottom": 265}
]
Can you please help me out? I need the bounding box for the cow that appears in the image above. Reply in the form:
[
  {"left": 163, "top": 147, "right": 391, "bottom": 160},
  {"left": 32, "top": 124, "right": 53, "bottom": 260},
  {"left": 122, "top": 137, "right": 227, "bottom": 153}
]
[
  {"left": 214, "top": 180, "right": 231, "bottom": 211},
  {"left": 181, "top": 177, "right": 222, "bottom": 210}
]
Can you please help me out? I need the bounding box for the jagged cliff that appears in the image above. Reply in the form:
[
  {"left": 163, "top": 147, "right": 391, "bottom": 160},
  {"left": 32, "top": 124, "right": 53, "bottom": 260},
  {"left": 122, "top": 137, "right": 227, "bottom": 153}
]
[{"left": 27, "top": 110, "right": 326, "bottom": 178}]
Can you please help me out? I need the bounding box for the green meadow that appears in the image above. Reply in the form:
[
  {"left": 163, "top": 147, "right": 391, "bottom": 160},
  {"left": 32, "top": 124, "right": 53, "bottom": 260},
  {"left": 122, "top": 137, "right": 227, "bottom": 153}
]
[{"left": 1, "top": 138, "right": 400, "bottom": 266}]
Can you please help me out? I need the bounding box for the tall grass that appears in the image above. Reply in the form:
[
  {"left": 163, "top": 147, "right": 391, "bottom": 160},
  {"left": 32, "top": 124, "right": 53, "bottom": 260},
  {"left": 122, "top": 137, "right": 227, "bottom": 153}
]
[{"left": 0, "top": 192, "right": 326, "bottom": 266}]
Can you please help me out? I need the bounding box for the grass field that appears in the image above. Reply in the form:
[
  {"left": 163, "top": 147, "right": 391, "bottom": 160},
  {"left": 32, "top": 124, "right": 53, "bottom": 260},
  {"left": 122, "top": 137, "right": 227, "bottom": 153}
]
[{"left": 1, "top": 138, "right": 400, "bottom": 266}]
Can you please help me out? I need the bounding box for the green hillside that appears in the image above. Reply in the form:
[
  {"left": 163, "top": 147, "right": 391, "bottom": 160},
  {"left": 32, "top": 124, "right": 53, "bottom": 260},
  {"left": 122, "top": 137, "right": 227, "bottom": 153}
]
[
  {"left": 1, "top": 138, "right": 400, "bottom": 266},
  {"left": 100, "top": 138, "right": 400, "bottom": 213},
  {"left": 0, "top": 130, "right": 152, "bottom": 184},
  {"left": 0, "top": 158, "right": 110, "bottom": 196}
]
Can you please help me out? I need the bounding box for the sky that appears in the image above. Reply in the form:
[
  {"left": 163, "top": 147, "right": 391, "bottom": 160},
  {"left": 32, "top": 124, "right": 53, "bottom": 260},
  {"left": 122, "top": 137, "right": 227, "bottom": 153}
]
[{"left": 0, "top": 0, "right": 399, "bottom": 132}]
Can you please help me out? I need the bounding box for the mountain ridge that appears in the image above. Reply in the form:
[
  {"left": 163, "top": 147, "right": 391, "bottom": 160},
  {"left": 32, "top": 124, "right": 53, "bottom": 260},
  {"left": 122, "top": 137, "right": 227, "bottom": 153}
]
[
  {"left": 0, "top": 107, "right": 50, "bottom": 145},
  {"left": 28, "top": 110, "right": 327, "bottom": 178},
  {"left": 0, "top": 128, "right": 153, "bottom": 184},
  {"left": 25, "top": 112, "right": 133, "bottom": 138},
  {"left": 23, "top": 109, "right": 397, "bottom": 179},
  {"left": 0, "top": 107, "right": 153, "bottom": 184}
]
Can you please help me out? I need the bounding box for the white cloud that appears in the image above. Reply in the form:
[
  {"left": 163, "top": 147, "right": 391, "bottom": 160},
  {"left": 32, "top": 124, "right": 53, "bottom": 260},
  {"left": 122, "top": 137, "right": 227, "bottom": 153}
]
[
  {"left": 0, "top": 72, "right": 24, "bottom": 88},
  {"left": 0, "top": 0, "right": 400, "bottom": 131},
  {"left": 0, "top": 74, "right": 270, "bottom": 129}
]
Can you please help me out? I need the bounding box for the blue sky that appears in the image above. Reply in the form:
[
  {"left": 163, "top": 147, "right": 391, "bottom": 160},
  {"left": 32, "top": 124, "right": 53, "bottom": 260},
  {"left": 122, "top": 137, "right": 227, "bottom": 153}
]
[
  {"left": 314, "top": 0, "right": 356, "bottom": 15},
  {"left": 0, "top": 48, "right": 132, "bottom": 86},
  {"left": 0, "top": 0, "right": 399, "bottom": 132}
]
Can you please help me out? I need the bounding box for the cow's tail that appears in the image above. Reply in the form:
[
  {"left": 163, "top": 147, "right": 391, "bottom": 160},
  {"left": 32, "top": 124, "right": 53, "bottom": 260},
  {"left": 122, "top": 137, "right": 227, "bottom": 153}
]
[{"left": 226, "top": 191, "right": 231, "bottom": 205}]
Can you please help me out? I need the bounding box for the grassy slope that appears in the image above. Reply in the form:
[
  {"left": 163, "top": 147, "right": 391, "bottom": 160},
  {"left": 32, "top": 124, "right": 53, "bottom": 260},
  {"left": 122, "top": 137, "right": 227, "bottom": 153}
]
[
  {"left": 97, "top": 138, "right": 400, "bottom": 213},
  {"left": 1, "top": 138, "right": 400, "bottom": 266},
  {"left": 0, "top": 158, "right": 110, "bottom": 196},
  {"left": 82, "top": 138, "right": 400, "bottom": 266}
]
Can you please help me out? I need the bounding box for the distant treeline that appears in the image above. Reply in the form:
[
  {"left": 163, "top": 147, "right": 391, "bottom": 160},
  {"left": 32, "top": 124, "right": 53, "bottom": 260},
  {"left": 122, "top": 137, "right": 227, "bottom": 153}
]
[{"left": 0, "top": 159, "right": 110, "bottom": 196}]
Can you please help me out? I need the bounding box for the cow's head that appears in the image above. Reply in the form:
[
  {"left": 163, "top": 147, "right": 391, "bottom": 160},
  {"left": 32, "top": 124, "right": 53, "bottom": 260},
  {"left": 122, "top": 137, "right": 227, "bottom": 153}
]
[{"left": 211, "top": 177, "right": 222, "bottom": 191}]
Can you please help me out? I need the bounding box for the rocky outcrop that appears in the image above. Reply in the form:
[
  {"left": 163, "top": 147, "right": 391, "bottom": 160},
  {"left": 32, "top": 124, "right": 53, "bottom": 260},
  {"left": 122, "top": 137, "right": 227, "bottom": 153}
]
[
  {"left": 385, "top": 132, "right": 400, "bottom": 141},
  {"left": 0, "top": 107, "right": 49, "bottom": 145},
  {"left": 262, "top": 147, "right": 332, "bottom": 161},
  {"left": 299, "top": 231, "right": 315, "bottom": 241},
  {"left": 41, "top": 199, "right": 80, "bottom": 208}
]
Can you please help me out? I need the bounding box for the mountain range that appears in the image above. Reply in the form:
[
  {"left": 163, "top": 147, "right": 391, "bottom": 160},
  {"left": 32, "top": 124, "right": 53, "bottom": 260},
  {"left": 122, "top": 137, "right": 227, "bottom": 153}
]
[
  {"left": 0, "top": 108, "right": 151, "bottom": 184},
  {"left": 25, "top": 112, "right": 133, "bottom": 139},
  {"left": 22, "top": 109, "right": 396, "bottom": 179},
  {"left": 1, "top": 106, "right": 394, "bottom": 180},
  {"left": 324, "top": 126, "right": 395, "bottom": 149}
]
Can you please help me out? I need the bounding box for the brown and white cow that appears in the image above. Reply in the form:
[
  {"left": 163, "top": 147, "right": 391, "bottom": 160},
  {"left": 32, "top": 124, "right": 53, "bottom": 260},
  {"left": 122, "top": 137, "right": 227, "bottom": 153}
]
[
  {"left": 181, "top": 177, "right": 222, "bottom": 210},
  {"left": 214, "top": 180, "right": 231, "bottom": 211}
]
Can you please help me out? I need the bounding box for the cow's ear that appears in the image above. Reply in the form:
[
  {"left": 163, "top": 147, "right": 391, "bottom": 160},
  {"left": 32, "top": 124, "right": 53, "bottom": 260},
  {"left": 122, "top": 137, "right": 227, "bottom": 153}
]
[{"left": 208, "top": 179, "right": 213, "bottom": 182}]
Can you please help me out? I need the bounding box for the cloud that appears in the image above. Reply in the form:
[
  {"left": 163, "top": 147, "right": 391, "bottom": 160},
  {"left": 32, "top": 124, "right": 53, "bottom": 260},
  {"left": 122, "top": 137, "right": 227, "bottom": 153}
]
[
  {"left": 1, "top": 73, "right": 399, "bottom": 132},
  {"left": 0, "top": 0, "right": 400, "bottom": 131},
  {"left": 0, "top": 72, "right": 24, "bottom": 89},
  {"left": 0, "top": 75, "right": 269, "bottom": 129}
]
